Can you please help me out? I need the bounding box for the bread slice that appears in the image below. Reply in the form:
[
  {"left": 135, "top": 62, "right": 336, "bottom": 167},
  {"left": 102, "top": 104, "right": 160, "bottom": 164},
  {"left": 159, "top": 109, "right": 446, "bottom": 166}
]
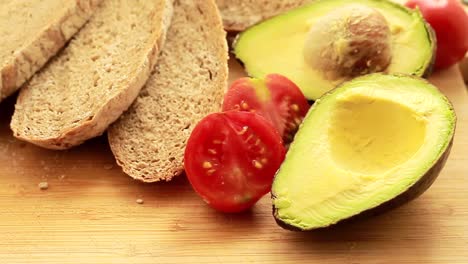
[
  {"left": 108, "top": 0, "right": 228, "bottom": 182},
  {"left": 11, "top": 0, "right": 174, "bottom": 149},
  {"left": 216, "top": 0, "right": 312, "bottom": 31},
  {"left": 0, "top": 0, "right": 102, "bottom": 102}
]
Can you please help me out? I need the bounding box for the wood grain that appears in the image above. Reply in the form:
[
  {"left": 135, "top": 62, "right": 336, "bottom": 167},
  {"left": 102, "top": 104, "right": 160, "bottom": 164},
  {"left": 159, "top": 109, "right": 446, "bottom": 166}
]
[
  {"left": 459, "top": 5, "right": 468, "bottom": 83},
  {"left": 1, "top": 1, "right": 467, "bottom": 260},
  {"left": 0, "top": 58, "right": 467, "bottom": 264},
  {"left": 460, "top": 55, "right": 468, "bottom": 83}
]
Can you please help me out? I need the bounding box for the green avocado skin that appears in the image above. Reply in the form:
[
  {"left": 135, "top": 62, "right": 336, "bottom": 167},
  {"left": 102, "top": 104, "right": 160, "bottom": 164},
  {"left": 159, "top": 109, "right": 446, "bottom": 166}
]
[
  {"left": 272, "top": 140, "right": 453, "bottom": 232},
  {"left": 232, "top": 0, "right": 438, "bottom": 101}
]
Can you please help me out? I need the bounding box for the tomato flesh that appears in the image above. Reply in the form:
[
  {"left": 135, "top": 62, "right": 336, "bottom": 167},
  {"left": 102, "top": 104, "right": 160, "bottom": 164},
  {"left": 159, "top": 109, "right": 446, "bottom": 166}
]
[
  {"left": 184, "top": 111, "right": 286, "bottom": 213},
  {"left": 265, "top": 74, "right": 311, "bottom": 142},
  {"left": 223, "top": 74, "right": 310, "bottom": 143},
  {"left": 406, "top": 0, "right": 468, "bottom": 70}
]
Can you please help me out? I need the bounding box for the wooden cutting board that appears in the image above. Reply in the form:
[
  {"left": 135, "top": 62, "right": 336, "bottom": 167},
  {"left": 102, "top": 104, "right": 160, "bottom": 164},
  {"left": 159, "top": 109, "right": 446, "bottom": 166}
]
[{"left": 0, "top": 58, "right": 467, "bottom": 263}]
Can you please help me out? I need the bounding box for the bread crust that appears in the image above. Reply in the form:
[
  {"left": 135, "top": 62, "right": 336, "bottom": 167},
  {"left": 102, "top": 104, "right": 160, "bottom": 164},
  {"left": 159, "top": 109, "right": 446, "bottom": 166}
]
[
  {"left": 216, "top": 0, "right": 311, "bottom": 31},
  {"left": 0, "top": 0, "right": 103, "bottom": 102}
]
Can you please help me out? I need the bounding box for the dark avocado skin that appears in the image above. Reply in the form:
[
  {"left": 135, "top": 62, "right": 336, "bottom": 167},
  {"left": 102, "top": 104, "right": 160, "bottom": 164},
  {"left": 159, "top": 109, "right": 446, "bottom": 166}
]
[
  {"left": 271, "top": 73, "right": 455, "bottom": 231},
  {"left": 422, "top": 21, "right": 437, "bottom": 78},
  {"left": 226, "top": 31, "right": 239, "bottom": 48},
  {"left": 272, "top": 129, "right": 455, "bottom": 232}
]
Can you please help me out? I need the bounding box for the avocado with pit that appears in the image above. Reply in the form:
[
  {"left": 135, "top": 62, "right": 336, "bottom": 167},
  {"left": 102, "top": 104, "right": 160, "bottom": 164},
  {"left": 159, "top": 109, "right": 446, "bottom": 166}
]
[
  {"left": 233, "top": 0, "right": 436, "bottom": 100},
  {"left": 271, "top": 74, "right": 456, "bottom": 231}
]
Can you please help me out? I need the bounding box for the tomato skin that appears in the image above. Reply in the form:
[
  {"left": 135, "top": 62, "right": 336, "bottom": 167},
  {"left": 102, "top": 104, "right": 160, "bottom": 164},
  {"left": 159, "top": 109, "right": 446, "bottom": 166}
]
[
  {"left": 223, "top": 74, "right": 310, "bottom": 143},
  {"left": 184, "top": 111, "right": 286, "bottom": 213},
  {"left": 406, "top": 0, "right": 468, "bottom": 70}
]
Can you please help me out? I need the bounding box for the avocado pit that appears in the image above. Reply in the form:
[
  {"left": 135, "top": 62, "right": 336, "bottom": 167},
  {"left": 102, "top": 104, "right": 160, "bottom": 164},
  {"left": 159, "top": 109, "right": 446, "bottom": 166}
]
[{"left": 303, "top": 4, "right": 392, "bottom": 80}]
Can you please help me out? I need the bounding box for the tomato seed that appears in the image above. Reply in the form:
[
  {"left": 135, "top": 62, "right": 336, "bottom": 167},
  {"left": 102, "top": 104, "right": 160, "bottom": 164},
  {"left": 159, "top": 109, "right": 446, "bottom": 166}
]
[
  {"left": 208, "top": 149, "right": 217, "bottom": 154},
  {"left": 294, "top": 117, "right": 302, "bottom": 125},
  {"left": 241, "top": 102, "right": 249, "bottom": 110},
  {"left": 238, "top": 126, "right": 249, "bottom": 135},
  {"left": 203, "top": 161, "right": 213, "bottom": 169},
  {"left": 245, "top": 134, "right": 254, "bottom": 143},
  {"left": 253, "top": 160, "right": 263, "bottom": 169},
  {"left": 291, "top": 104, "right": 300, "bottom": 112}
]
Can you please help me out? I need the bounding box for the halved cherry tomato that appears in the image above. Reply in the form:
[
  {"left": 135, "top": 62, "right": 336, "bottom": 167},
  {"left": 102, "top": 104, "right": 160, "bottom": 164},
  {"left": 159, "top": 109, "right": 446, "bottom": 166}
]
[
  {"left": 222, "top": 74, "right": 310, "bottom": 143},
  {"left": 184, "top": 111, "right": 286, "bottom": 213},
  {"left": 406, "top": 0, "right": 468, "bottom": 70}
]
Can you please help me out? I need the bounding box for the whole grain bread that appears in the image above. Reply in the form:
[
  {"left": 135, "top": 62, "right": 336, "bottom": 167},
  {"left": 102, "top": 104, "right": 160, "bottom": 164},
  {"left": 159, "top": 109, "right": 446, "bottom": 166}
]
[
  {"left": 11, "top": 0, "right": 174, "bottom": 149},
  {"left": 0, "top": 0, "right": 102, "bottom": 102},
  {"left": 216, "top": 0, "right": 312, "bottom": 31},
  {"left": 108, "top": 0, "right": 228, "bottom": 182}
]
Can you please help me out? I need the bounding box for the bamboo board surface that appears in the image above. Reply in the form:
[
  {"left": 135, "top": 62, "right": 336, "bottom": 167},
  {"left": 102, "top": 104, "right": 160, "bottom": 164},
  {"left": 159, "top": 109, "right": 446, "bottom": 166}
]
[
  {"left": 1, "top": 2, "right": 468, "bottom": 262},
  {"left": 0, "top": 59, "right": 467, "bottom": 263}
]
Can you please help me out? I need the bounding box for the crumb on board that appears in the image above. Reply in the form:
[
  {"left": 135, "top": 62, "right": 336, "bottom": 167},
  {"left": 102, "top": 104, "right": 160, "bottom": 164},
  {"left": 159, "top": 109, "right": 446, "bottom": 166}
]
[
  {"left": 103, "top": 164, "right": 114, "bottom": 170},
  {"left": 136, "top": 199, "right": 144, "bottom": 204},
  {"left": 38, "top": 182, "right": 49, "bottom": 190}
]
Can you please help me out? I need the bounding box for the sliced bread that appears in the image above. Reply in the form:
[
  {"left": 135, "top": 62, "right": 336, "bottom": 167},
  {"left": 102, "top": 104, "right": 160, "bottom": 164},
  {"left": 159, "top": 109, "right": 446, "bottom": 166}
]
[
  {"left": 0, "top": 0, "right": 102, "bottom": 102},
  {"left": 11, "top": 0, "right": 174, "bottom": 149},
  {"left": 108, "top": 0, "right": 228, "bottom": 182},
  {"left": 216, "top": 0, "right": 312, "bottom": 31}
]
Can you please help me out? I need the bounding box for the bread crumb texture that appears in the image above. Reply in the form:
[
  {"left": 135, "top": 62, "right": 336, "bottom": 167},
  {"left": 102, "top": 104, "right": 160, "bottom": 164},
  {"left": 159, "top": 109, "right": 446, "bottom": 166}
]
[
  {"left": 11, "top": 0, "right": 173, "bottom": 149},
  {"left": 215, "top": 0, "right": 312, "bottom": 31},
  {"left": 0, "top": 0, "right": 102, "bottom": 101},
  {"left": 108, "top": 0, "right": 228, "bottom": 182}
]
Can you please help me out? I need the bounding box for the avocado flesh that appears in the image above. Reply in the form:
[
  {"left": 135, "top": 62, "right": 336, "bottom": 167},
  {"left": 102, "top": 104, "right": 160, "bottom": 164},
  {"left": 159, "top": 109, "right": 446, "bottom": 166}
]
[
  {"left": 234, "top": 0, "right": 435, "bottom": 100},
  {"left": 272, "top": 74, "right": 455, "bottom": 231}
]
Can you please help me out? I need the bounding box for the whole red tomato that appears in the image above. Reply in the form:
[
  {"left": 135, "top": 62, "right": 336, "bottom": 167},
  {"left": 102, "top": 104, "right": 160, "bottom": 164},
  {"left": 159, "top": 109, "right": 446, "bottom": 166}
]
[{"left": 406, "top": 0, "right": 468, "bottom": 70}]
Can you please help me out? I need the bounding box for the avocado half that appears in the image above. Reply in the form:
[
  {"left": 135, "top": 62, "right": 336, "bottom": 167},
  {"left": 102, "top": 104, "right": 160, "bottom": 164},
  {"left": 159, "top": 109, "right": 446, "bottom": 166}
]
[
  {"left": 233, "top": 0, "right": 436, "bottom": 100},
  {"left": 271, "top": 74, "right": 456, "bottom": 231}
]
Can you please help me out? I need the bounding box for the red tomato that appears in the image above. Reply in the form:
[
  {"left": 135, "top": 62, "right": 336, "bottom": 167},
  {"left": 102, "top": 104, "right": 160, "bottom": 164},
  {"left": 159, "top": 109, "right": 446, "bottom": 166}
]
[
  {"left": 406, "top": 0, "right": 468, "bottom": 70},
  {"left": 184, "top": 111, "right": 286, "bottom": 213},
  {"left": 222, "top": 74, "right": 310, "bottom": 143}
]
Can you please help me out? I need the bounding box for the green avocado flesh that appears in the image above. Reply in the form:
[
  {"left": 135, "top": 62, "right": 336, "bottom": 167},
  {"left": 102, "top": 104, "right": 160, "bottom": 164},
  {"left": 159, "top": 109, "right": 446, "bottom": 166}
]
[
  {"left": 234, "top": 0, "right": 435, "bottom": 100},
  {"left": 271, "top": 74, "right": 455, "bottom": 231}
]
